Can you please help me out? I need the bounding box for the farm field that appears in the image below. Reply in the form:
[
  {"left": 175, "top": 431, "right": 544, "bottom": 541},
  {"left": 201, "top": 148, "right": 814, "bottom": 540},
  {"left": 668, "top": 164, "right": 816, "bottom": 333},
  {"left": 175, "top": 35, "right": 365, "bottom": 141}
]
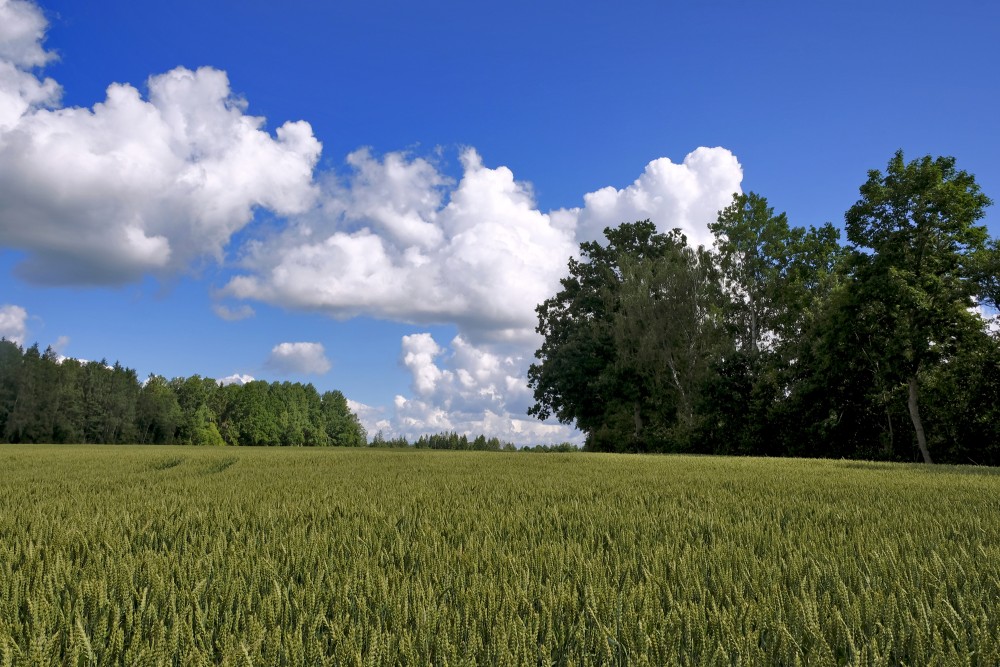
[{"left": 1, "top": 446, "right": 999, "bottom": 665}]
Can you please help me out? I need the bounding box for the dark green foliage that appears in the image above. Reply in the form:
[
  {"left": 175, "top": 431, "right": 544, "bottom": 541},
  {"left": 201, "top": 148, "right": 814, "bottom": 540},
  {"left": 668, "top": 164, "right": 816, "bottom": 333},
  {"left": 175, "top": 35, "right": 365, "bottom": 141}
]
[
  {"left": 970, "top": 238, "right": 1000, "bottom": 311},
  {"left": 529, "top": 221, "right": 718, "bottom": 452},
  {"left": 845, "top": 150, "right": 993, "bottom": 463},
  {"left": 0, "top": 345, "right": 365, "bottom": 447},
  {"left": 136, "top": 375, "right": 183, "bottom": 444},
  {"left": 414, "top": 431, "right": 512, "bottom": 450},
  {"left": 3, "top": 344, "right": 55, "bottom": 443},
  {"left": 320, "top": 390, "right": 366, "bottom": 446},
  {"left": 369, "top": 430, "right": 411, "bottom": 448},
  {"left": 0, "top": 339, "right": 20, "bottom": 436},
  {"left": 694, "top": 350, "right": 786, "bottom": 456},
  {"left": 531, "top": 154, "right": 1000, "bottom": 464},
  {"left": 520, "top": 441, "right": 580, "bottom": 453},
  {"left": 369, "top": 430, "right": 520, "bottom": 451},
  {"left": 919, "top": 328, "right": 1000, "bottom": 465}
]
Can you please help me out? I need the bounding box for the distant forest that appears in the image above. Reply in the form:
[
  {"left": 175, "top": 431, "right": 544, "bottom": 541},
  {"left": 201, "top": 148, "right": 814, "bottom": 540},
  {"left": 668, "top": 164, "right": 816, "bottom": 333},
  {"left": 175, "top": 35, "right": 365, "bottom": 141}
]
[
  {"left": 368, "top": 430, "right": 577, "bottom": 452},
  {"left": 0, "top": 339, "right": 366, "bottom": 447},
  {"left": 0, "top": 338, "right": 573, "bottom": 451},
  {"left": 529, "top": 152, "right": 1000, "bottom": 465}
]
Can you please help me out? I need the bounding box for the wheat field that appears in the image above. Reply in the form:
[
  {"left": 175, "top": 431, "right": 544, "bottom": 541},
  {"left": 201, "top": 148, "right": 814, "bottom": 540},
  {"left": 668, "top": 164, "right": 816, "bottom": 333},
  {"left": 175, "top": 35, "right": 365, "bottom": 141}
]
[{"left": 1, "top": 445, "right": 998, "bottom": 665}]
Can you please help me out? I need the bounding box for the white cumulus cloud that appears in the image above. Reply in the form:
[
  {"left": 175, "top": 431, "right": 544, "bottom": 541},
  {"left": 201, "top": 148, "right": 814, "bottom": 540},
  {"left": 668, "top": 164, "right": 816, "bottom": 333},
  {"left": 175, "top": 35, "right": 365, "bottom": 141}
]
[
  {"left": 224, "top": 148, "right": 579, "bottom": 346},
  {"left": 347, "top": 399, "right": 390, "bottom": 439},
  {"left": 0, "top": 3, "right": 321, "bottom": 285},
  {"left": 0, "top": 0, "right": 59, "bottom": 133},
  {"left": 266, "top": 342, "right": 331, "bottom": 376},
  {"left": 222, "top": 146, "right": 741, "bottom": 444},
  {"left": 0, "top": 0, "right": 54, "bottom": 69},
  {"left": 218, "top": 373, "right": 255, "bottom": 386},
  {"left": 0, "top": 303, "right": 27, "bottom": 344},
  {"left": 383, "top": 332, "right": 577, "bottom": 446},
  {"left": 558, "top": 147, "right": 744, "bottom": 249},
  {"left": 224, "top": 146, "right": 742, "bottom": 347}
]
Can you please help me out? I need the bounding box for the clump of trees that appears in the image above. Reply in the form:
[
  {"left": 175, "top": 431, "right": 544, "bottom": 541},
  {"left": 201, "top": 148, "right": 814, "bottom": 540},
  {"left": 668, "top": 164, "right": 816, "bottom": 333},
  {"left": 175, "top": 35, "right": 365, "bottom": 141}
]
[
  {"left": 529, "top": 151, "right": 1000, "bottom": 464},
  {"left": 369, "top": 430, "right": 579, "bottom": 452},
  {"left": 371, "top": 431, "right": 515, "bottom": 450},
  {"left": 0, "top": 342, "right": 366, "bottom": 446}
]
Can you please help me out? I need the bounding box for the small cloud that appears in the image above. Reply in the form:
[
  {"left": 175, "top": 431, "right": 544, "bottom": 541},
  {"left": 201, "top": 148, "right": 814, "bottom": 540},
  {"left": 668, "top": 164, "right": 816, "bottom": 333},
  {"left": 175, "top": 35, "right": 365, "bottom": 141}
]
[
  {"left": 219, "top": 373, "right": 255, "bottom": 386},
  {"left": 266, "top": 341, "right": 331, "bottom": 375},
  {"left": 0, "top": 304, "right": 28, "bottom": 345},
  {"left": 212, "top": 303, "right": 255, "bottom": 321}
]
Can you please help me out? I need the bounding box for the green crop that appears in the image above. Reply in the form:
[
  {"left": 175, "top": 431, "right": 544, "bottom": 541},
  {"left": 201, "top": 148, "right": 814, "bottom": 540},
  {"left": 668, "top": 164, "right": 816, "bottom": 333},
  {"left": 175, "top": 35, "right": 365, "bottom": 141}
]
[{"left": 1, "top": 446, "right": 998, "bottom": 665}]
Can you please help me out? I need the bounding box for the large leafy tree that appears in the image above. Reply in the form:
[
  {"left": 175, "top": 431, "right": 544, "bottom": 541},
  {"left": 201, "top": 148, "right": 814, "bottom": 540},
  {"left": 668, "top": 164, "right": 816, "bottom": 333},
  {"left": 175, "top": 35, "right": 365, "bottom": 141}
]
[
  {"left": 136, "top": 375, "right": 184, "bottom": 444},
  {"left": 610, "top": 239, "right": 722, "bottom": 443},
  {"left": 170, "top": 375, "right": 222, "bottom": 444},
  {"left": 699, "top": 193, "right": 846, "bottom": 456},
  {"left": 711, "top": 192, "right": 845, "bottom": 354},
  {"left": 528, "top": 221, "right": 717, "bottom": 451},
  {"left": 530, "top": 221, "right": 657, "bottom": 447},
  {"left": 845, "top": 150, "right": 993, "bottom": 463},
  {"left": 321, "top": 390, "right": 367, "bottom": 447},
  {"left": 0, "top": 339, "right": 20, "bottom": 436},
  {"left": 710, "top": 192, "right": 793, "bottom": 355}
]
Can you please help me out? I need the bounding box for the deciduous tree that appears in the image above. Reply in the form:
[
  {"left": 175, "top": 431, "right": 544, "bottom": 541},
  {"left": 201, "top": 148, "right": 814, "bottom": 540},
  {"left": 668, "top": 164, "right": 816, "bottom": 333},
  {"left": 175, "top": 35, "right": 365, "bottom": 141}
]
[{"left": 845, "top": 150, "right": 992, "bottom": 463}]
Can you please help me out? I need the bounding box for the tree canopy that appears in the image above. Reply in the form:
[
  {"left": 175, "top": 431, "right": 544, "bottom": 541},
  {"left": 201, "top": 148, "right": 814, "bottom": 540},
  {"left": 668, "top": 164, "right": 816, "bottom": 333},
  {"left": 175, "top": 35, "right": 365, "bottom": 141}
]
[
  {"left": 845, "top": 151, "right": 993, "bottom": 463},
  {"left": 0, "top": 342, "right": 367, "bottom": 447},
  {"left": 530, "top": 152, "right": 999, "bottom": 464}
]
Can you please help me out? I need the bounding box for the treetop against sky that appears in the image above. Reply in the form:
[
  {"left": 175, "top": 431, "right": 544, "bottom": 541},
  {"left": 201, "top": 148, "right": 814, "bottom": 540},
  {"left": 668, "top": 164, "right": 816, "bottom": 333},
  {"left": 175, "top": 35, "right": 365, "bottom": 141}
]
[{"left": 0, "top": 0, "right": 997, "bottom": 444}]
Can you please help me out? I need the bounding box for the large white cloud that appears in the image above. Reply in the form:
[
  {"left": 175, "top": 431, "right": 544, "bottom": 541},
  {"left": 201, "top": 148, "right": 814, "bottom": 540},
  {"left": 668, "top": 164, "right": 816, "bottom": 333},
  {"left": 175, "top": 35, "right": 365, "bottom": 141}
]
[
  {"left": 0, "top": 303, "right": 27, "bottom": 344},
  {"left": 224, "top": 146, "right": 742, "bottom": 345},
  {"left": 0, "top": 3, "right": 321, "bottom": 285},
  {"left": 223, "top": 146, "right": 742, "bottom": 443},
  {"left": 384, "top": 332, "right": 576, "bottom": 446},
  {"left": 266, "top": 342, "right": 331, "bottom": 376},
  {"left": 224, "top": 148, "right": 580, "bottom": 345},
  {"left": 558, "top": 147, "right": 744, "bottom": 250}
]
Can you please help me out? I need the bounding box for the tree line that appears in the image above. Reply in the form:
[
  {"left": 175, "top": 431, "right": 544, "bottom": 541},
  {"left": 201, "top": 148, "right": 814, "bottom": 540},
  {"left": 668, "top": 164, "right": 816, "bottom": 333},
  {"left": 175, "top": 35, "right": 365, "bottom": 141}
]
[
  {"left": 369, "top": 430, "right": 580, "bottom": 452},
  {"left": 0, "top": 340, "right": 367, "bottom": 446},
  {"left": 529, "top": 151, "right": 1000, "bottom": 464},
  {"left": 371, "top": 431, "right": 516, "bottom": 450}
]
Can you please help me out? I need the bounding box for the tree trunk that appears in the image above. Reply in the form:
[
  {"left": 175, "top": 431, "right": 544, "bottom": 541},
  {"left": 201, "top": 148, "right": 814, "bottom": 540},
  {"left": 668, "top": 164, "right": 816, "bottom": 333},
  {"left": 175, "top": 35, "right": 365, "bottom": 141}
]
[
  {"left": 907, "top": 376, "right": 932, "bottom": 464},
  {"left": 632, "top": 400, "right": 643, "bottom": 440},
  {"left": 884, "top": 404, "right": 894, "bottom": 458}
]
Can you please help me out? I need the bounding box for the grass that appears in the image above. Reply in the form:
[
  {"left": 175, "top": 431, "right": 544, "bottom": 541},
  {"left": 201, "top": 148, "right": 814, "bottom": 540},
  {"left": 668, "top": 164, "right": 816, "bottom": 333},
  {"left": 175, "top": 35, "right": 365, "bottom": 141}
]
[{"left": 1, "top": 445, "right": 998, "bottom": 665}]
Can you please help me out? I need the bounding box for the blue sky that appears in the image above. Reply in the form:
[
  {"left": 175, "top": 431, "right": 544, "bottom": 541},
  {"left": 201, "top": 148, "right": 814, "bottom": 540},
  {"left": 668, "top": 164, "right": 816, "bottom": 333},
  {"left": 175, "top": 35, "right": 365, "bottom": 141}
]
[{"left": 1, "top": 0, "right": 997, "bottom": 443}]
